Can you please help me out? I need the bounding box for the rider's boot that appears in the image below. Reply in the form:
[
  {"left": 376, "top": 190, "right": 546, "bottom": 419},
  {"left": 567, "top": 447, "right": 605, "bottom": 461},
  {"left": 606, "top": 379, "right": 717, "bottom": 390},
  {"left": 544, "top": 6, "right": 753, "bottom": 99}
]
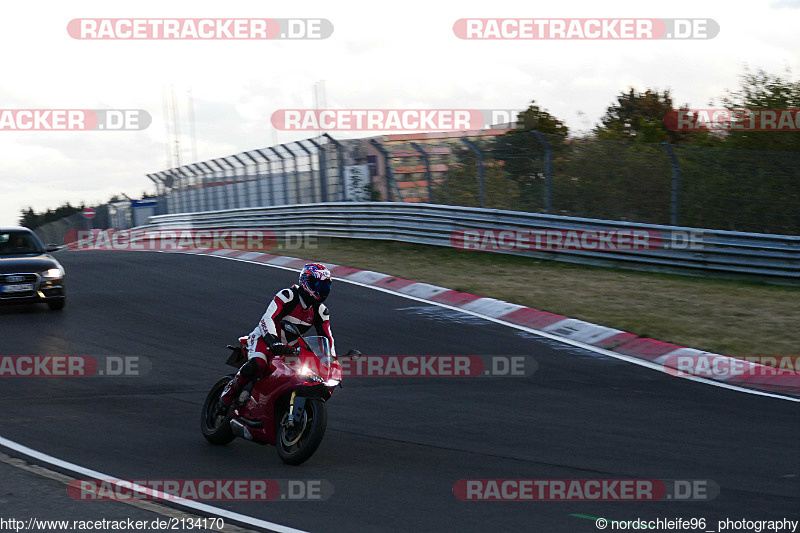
[{"left": 217, "top": 357, "right": 270, "bottom": 414}]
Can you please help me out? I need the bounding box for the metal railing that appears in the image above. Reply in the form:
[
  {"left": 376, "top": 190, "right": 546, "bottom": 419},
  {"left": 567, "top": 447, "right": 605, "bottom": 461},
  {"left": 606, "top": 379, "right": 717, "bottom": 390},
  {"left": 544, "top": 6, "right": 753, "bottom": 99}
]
[
  {"left": 146, "top": 203, "right": 800, "bottom": 284},
  {"left": 378, "top": 132, "right": 800, "bottom": 235},
  {"left": 147, "top": 131, "right": 800, "bottom": 236},
  {"left": 147, "top": 134, "right": 349, "bottom": 216}
]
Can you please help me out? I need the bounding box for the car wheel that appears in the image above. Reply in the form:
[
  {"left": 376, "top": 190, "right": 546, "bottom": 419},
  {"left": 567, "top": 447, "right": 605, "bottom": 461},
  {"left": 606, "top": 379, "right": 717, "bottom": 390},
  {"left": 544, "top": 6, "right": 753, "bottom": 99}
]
[{"left": 48, "top": 298, "right": 65, "bottom": 311}]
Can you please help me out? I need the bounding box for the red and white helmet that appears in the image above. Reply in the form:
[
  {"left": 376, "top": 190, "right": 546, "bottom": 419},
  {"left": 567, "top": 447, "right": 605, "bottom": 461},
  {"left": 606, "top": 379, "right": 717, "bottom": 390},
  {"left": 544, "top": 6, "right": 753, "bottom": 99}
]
[{"left": 298, "top": 263, "right": 331, "bottom": 303}]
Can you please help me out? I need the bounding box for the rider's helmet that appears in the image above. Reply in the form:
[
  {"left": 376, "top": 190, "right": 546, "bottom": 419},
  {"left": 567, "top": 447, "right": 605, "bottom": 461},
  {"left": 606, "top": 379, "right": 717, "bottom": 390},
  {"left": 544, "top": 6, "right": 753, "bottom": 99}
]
[{"left": 298, "top": 263, "right": 332, "bottom": 303}]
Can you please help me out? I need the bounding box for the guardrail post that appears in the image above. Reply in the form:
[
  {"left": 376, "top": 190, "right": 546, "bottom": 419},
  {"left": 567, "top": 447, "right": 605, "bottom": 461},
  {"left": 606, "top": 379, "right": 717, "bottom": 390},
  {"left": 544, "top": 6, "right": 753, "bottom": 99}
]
[
  {"left": 323, "top": 134, "right": 346, "bottom": 201},
  {"left": 663, "top": 143, "right": 680, "bottom": 226},
  {"left": 369, "top": 139, "right": 399, "bottom": 202},
  {"left": 461, "top": 138, "right": 486, "bottom": 209},
  {"left": 410, "top": 142, "right": 433, "bottom": 204},
  {"left": 533, "top": 131, "right": 552, "bottom": 214}
]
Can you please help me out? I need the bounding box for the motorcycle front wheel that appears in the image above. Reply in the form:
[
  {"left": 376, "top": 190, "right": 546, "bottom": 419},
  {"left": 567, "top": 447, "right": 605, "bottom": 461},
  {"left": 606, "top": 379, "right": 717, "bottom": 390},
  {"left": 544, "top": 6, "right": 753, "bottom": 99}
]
[
  {"left": 276, "top": 398, "right": 327, "bottom": 465},
  {"left": 201, "top": 376, "right": 236, "bottom": 445}
]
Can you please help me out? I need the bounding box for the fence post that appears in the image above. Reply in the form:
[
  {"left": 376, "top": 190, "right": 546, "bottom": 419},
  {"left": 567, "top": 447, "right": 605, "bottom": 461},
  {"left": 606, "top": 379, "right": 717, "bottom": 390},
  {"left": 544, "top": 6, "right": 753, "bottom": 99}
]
[
  {"left": 146, "top": 174, "right": 161, "bottom": 215},
  {"left": 178, "top": 167, "right": 196, "bottom": 212},
  {"left": 212, "top": 159, "right": 229, "bottom": 210},
  {"left": 188, "top": 164, "right": 205, "bottom": 211},
  {"left": 297, "top": 140, "right": 318, "bottom": 203},
  {"left": 255, "top": 149, "right": 276, "bottom": 206},
  {"left": 281, "top": 144, "right": 303, "bottom": 204},
  {"left": 369, "top": 139, "right": 399, "bottom": 202},
  {"left": 269, "top": 147, "right": 289, "bottom": 205},
  {"left": 230, "top": 155, "right": 249, "bottom": 208},
  {"left": 461, "top": 138, "right": 486, "bottom": 208},
  {"left": 410, "top": 142, "right": 433, "bottom": 204},
  {"left": 157, "top": 172, "right": 171, "bottom": 213},
  {"left": 167, "top": 169, "right": 183, "bottom": 213},
  {"left": 237, "top": 153, "right": 259, "bottom": 207},
  {"left": 532, "top": 131, "right": 552, "bottom": 214},
  {"left": 306, "top": 138, "right": 328, "bottom": 202},
  {"left": 663, "top": 143, "right": 679, "bottom": 226},
  {"left": 322, "top": 134, "right": 346, "bottom": 201}
]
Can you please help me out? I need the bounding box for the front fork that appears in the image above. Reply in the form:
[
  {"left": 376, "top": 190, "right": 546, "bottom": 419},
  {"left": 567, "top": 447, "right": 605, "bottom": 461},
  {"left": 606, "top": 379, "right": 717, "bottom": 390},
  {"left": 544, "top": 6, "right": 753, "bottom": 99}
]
[{"left": 286, "top": 391, "right": 307, "bottom": 427}]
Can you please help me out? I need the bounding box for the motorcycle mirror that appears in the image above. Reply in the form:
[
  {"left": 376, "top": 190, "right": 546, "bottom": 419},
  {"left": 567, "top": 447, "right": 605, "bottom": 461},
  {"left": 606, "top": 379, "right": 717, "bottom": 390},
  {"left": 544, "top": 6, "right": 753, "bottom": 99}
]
[{"left": 345, "top": 349, "right": 361, "bottom": 359}]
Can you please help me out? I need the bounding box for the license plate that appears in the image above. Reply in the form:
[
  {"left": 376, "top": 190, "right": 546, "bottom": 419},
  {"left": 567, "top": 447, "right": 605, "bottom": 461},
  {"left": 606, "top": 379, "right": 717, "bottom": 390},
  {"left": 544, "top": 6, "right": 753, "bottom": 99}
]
[{"left": 1, "top": 283, "right": 34, "bottom": 293}]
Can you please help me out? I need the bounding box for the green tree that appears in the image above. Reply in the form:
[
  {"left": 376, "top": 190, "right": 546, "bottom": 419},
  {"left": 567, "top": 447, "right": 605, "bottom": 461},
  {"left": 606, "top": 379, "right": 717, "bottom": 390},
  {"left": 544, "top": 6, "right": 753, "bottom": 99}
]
[
  {"left": 717, "top": 68, "right": 800, "bottom": 152},
  {"left": 486, "top": 101, "right": 569, "bottom": 211},
  {"left": 595, "top": 88, "right": 707, "bottom": 144}
]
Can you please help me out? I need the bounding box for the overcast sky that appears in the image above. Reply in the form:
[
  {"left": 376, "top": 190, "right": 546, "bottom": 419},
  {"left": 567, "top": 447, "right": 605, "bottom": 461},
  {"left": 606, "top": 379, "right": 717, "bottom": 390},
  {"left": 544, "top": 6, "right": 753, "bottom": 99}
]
[{"left": 1, "top": 0, "right": 798, "bottom": 226}]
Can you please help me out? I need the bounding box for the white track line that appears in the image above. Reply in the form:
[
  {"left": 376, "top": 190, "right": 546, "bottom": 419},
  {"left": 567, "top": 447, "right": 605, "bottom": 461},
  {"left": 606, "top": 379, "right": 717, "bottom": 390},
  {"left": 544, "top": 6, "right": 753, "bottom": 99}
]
[{"left": 0, "top": 435, "right": 308, "bottom": 533}]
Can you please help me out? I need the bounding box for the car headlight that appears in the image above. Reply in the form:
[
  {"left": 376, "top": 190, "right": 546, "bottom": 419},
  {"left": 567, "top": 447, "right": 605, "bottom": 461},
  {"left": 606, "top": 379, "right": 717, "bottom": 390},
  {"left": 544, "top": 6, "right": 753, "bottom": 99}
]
[{"left": 41, "top": 268, "right": 63, "bottom": 280}]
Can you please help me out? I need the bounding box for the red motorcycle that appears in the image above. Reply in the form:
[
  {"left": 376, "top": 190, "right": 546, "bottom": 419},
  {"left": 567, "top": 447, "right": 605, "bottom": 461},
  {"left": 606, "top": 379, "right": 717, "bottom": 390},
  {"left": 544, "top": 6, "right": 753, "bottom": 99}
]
[{"left": 201, "top": 322, "right": 360, "bottom": 465}]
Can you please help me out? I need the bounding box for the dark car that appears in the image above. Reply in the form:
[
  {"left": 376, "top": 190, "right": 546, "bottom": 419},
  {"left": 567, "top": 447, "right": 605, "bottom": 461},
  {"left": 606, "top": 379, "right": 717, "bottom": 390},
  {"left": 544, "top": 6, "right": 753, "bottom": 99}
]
[{"left": 0, "top": 227, "right": 66, "bottom": 310}]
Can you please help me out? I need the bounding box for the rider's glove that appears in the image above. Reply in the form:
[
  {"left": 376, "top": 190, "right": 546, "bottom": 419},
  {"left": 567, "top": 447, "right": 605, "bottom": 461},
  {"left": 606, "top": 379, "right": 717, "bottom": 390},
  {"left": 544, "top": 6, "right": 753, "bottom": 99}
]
[{"left": 269, "top": 341, "right": 297, "bottom": 356}]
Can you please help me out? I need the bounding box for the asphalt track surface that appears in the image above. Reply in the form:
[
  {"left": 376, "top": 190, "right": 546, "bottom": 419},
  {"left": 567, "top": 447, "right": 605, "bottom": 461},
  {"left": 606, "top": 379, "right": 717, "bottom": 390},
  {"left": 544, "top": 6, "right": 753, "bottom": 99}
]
[{"left": 1, "top": 251, "right": 798, "bottom": 533}]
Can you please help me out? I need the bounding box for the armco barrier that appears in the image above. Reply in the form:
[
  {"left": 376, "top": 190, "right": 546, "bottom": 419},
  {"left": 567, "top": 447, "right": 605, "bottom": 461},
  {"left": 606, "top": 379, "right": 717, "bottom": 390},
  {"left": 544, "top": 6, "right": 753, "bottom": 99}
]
[{"left": 145, "top": 202, "right": 800, "bottom": 284}]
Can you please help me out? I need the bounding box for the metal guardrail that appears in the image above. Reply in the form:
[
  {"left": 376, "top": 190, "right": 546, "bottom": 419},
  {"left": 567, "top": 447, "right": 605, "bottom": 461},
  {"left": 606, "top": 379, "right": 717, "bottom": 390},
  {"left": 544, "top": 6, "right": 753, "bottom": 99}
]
[{"left": 146, "top": 202, "right": 800, "bottom": 284}]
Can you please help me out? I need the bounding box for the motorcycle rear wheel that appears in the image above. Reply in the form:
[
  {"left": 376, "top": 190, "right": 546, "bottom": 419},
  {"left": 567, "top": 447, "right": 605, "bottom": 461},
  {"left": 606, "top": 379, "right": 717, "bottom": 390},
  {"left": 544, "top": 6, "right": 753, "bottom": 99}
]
[
  {"left": 276, "top": 398, "right": 327, "bottom": 465},
  {"left": 201, "top": 376, "right": 236, "bottom": 445}
]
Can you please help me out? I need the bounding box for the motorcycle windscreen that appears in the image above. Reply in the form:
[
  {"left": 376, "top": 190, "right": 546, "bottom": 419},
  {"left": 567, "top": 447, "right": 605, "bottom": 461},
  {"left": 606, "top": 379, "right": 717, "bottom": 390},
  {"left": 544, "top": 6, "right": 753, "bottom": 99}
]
[{"left": 304, "top": 336, "right": 332, "bottom": 366}]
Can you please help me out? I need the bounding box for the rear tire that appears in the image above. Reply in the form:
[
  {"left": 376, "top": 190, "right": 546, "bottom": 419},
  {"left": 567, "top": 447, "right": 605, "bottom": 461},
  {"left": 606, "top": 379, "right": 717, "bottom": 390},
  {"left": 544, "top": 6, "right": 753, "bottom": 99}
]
[
  {"left": 201, "top": 376, "right": 236, "bottom": 445},
  {"left": 276, "top": 398, "right": 327, "bottom": 465}
]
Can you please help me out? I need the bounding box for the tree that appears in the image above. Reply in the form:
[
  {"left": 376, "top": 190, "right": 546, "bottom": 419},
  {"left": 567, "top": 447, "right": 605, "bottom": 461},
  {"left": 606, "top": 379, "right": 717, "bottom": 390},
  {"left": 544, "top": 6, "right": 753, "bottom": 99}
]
[
  {"left": 595, "top": 88, "right": 705, "bottom": 144},
  {"left": 514, "top": 100, "right": 569, "bottom": 136},
  {"left": 717, "top": 68, "right": 800, "bottom": 152},
  {"left": 482, "top": 101, "right": 570, "bottom": 211}
]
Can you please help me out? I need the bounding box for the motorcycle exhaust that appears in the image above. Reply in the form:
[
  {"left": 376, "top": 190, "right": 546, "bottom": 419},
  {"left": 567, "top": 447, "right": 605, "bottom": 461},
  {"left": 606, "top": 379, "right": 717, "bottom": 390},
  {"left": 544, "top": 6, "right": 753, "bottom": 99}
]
[{"left": 229, "top": 419, "right": 253, "bottom": 441}]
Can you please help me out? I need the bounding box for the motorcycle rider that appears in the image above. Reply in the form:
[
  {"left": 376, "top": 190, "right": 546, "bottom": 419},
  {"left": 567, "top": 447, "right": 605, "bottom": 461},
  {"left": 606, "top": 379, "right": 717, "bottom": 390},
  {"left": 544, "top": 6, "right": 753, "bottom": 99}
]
[{"left": 217, "top": 263, "right": 335, "bottom": 413}]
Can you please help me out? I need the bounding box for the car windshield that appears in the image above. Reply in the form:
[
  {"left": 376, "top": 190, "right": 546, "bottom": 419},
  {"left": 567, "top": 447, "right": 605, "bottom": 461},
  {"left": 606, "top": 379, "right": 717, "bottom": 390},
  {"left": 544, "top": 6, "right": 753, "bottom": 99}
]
[
  {"left": 303, "top": 335, "right": 332, "bottom": 366},
  {"left": 0, "top": 232, "right": 43, "bottom": 256}
]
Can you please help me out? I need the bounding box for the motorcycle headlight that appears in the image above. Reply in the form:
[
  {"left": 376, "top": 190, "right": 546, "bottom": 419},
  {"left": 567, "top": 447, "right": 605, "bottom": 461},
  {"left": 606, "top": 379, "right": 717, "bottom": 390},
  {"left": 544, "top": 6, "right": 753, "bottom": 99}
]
[
  {"left": 41, "top": 268, "right": 63, "bottom": 280},
  {"left": 300, "top": 365, "right": 324, "bottom": 383},
  {"left": 325, "top": 379, "right": 340, "bottom": 387}
]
